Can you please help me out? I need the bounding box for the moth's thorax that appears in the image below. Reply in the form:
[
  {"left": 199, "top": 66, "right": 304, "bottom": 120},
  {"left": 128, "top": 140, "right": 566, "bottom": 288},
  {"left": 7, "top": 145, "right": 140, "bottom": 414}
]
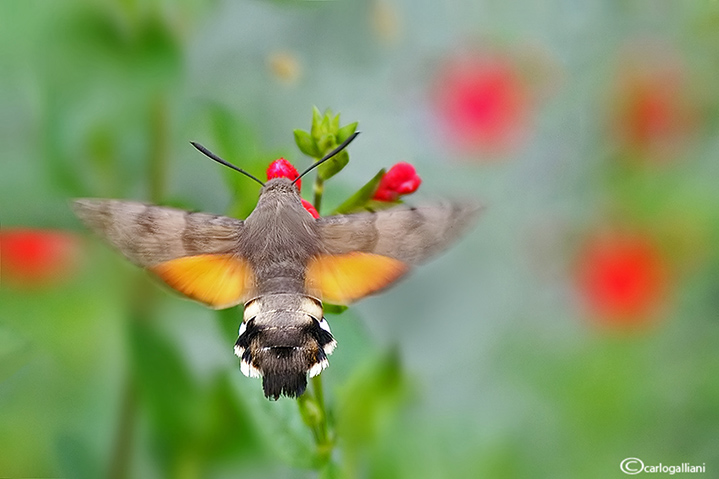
[
  {"left": 243, "top": 177, "right": 320, "bottom": 295},
  {"left": 251, "top": 178, "right": 307, "bottom": 218}
]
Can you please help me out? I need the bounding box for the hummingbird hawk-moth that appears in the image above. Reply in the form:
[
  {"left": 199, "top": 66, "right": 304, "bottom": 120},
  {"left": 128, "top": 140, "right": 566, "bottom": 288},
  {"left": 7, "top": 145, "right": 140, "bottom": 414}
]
[{"left": 73, "top": 133, "right": 479, "bottom": 399}]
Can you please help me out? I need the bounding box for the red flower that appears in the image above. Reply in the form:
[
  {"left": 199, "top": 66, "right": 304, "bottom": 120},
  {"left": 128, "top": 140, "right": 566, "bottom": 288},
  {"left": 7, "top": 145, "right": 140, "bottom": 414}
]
[
  {"left": 267, "top": 158, "right": 319, "bottom": 217},
  {"left": 301, "top": 199, "right": 320, "bottom": 219},
  {"left": 575, "top": 231, "right": 670, "bottom": 326},
  {"left": 0, "top": 228, "right": 81, "bottom": 287},
  {"left": 610, "top": 49, "right": 697, "bottom": 162},
  {"left": 432, "top": 53, "right": 529, "bottom": 154},
  {"left": 267, "top": 158, "right": 301, "bottom": 190},
  {"left": 373, "top": 162, "right": 422, "bottom": 202}
]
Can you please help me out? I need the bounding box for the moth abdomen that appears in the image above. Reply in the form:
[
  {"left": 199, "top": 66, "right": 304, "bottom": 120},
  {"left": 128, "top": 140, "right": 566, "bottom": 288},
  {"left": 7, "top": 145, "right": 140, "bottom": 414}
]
[
  {"left": 261, "top": 363, "right": 310, "bottom": 400},
  {"left": 235, "top": 294, "right": 336, "bottom": 399}
]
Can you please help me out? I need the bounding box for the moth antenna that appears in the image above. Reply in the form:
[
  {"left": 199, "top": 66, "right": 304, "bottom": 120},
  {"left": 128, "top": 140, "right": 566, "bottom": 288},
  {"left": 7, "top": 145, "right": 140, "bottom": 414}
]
[
  {"left": 293, "top": 131, "right": 361, "bottom": 185},
  {"left": 190, "top": 141, "right": 265, "bottom": 187}
]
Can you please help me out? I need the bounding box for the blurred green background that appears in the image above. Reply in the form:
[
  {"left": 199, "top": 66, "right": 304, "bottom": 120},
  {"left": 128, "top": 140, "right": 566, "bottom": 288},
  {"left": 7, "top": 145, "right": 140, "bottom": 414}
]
[{"left": 2, "top": 0, "right": 719, "bottom": 478}]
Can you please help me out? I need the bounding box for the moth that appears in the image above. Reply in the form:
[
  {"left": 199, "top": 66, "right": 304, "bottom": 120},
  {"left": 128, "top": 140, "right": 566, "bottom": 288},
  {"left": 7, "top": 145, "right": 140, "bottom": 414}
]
[{"left": 73, "top": 133, "right": 479, "bottom": 399}]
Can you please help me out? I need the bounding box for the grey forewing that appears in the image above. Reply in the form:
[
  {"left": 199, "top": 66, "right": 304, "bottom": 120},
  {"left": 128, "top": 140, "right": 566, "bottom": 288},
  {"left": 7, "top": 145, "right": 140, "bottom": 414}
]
[
  {"left": 316, "top": 201, "right": 481, "bottom": 264},
  {"left": 73, "top": 199, "right": 244, "bottom": 267}
]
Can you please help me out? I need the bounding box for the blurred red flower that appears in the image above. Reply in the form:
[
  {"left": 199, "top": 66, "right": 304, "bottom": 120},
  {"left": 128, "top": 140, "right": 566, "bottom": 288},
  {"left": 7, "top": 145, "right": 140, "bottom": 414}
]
[
  {"left": 267, "top": 158, "right": 319, "bottom": 217},
  {"left": 267, "top": 158, "right": 301, "bottom": 190},
  {"left": 575, "top": 231, "right": 670, "bottom": 326},
  {"left": 610, "top": 51, "right": 697, "bottom": 162},
  {"left": 432, "top": 53, "right": 529, "bottom": 154},
  {"left": 373, "top": 162, "right": 421, "bottom": 202},
  {"left": 1, "top": 228, "right": 81, "bottom": 287}
]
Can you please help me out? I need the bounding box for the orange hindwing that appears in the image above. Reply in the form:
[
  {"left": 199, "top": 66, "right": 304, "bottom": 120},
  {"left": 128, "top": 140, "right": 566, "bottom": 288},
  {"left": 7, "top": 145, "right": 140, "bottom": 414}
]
[
  {"left": 151, "top": 254, "right": 253, "bottom": 309},
  {"left": 305, "top": 252, "right": 408, "bottom": 305}
]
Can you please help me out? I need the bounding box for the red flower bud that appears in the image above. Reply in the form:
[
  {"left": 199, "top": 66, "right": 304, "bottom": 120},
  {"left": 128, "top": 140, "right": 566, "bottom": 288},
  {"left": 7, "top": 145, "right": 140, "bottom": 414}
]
[
  {"left": 0, "top": 228, "right": 81, "bottom": 287},
  {"left": 267, "top": 158, "right": 301, "bottom": 190},
  {"left": 373, "top": 162, "right": 422, "bottom": 202},
  {"left": 266, "top": 158, "right": 317, "bottom": 216},
  {"left": 301, "top": 199, "right": 320, "bottom": 219}
]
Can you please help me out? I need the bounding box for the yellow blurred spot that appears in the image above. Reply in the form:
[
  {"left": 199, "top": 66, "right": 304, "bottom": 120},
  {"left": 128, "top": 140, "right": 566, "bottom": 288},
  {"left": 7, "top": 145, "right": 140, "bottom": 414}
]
[
  {"left": 267, "top": 51, "right": 302, "bottom": 85},
  {"left": 371, "top": 0, "right": 402, "bottom": 44}
]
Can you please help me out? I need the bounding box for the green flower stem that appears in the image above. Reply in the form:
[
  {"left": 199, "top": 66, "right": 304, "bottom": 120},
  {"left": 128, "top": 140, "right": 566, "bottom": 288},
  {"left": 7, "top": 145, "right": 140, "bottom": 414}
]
[
  {"left": 109, "top": 280, "right": 159, "bottom": 479},
  {"left": 109, "top": 94, "right": 169, "bottom": 479},
  {"left": 297, "top": 375, "right": 333, "bottom": 465},
  {"left": 313, "top": 175, "right": 325, "bottom": 214},
  {"left": 107, "top": 376, "right": 137, "bottom": 479},
  {"left": 311, "top": 375, "right": 331, "bottom": 447}
]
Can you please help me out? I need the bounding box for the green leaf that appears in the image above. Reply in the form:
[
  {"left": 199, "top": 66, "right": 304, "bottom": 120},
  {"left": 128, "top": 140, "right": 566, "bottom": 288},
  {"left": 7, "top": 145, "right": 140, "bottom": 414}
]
[
  {"left": 202, "top": 375, "right": 267, "bottom": 462},
  {"left": 333, "top": 168, "right": 386, "bottom": 214},
  {"left": 294, "top": 129, "right": 321, "bottom": 158},
  {"left": 318, "top": 150, "right": 348, "bottom": 181},
  {"left": 132, "top": 16, "right": 183, "bottom": 91},
  {"left": 323, "top": 303, "right": 349, "bottom": 315},
  {"left": 130, "top": 320, "right": 201, "bottom": 449},
  {"left": 336, "top": 121, "right": 358, "bottom": 144},
  {"left": 56, "top": 434, "right": 101, "bottom": 479},
  {"left": 300, "top": 107, "right": 359, "bottom": 180},
  {"left": 240, "top": 386, "right": 318, "bottom": 468},
  {"left": 319, "top": 113, "right": 331, "bottom": 137},
  {"left": 311, "top": 106, "right": 323, "bottom": 139},
  {"left": 0, "top": 326, "right": 33, "bottom": 384},
  {"left": 336, "top": 347, "right": 408, "bottom": 448},
  {"left": 319, "top": 461, "right": 343, "bottom": 479},
  {"left": 317, "top": 133, "right": 336, "bottom": 154}
]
